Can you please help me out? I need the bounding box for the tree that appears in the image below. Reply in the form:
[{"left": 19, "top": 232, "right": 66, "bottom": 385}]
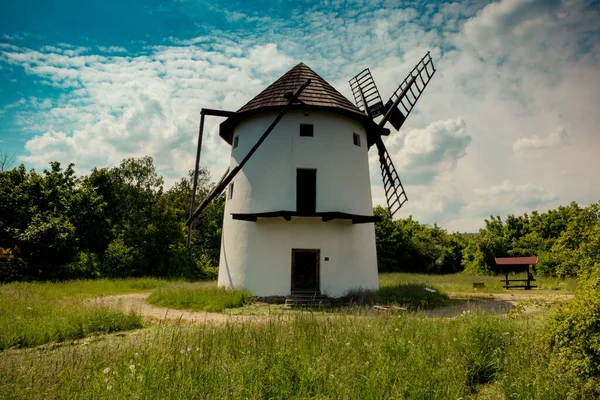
[{"left": 0, "top": 149, "right": 15, "bottom": 172}]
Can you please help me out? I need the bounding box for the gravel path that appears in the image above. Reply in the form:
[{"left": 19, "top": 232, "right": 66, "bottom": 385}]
[
  {"left": 91, "top": 293, "right": 268, "bottom": 325},
  {"left": 92, "top": 291, "right": 574, "bottom": 324}
]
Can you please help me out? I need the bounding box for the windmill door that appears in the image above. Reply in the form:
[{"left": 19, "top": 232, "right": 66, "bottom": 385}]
[{"left": 291, "top": 249, "right": 320, "bottom": 292}]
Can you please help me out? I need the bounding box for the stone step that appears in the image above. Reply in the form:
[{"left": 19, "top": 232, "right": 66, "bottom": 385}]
[{"left": 285, "top": 292, "right": 331, "bottom": 308}]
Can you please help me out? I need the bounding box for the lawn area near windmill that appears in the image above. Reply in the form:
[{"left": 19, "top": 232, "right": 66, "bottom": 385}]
[
  {"left": 0, "top": 274, "right": 584, "bottom": 399},
  {"left": 0, "top": 301, "right": 573, "bottom": 399}
]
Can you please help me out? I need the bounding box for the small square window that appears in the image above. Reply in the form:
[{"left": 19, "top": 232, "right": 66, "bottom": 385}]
[
  {"left": 228, "top": 183, "right": 234, "bottom": 200},
  {"left": 353, "top": 133, "right": 361, "bottom": 147},
  {"left": 300, "top": 124, "right": 314, "bottom": 137},
  {"left": 233, "top": 136, "right": 239, "bottom": 149}
]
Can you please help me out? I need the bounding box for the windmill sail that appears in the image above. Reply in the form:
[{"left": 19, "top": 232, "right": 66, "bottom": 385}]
[
  {"left": 377, "top": 141, "right": 407, "bottom": 217},
  {"left": 381, "top": 52, "right": 436, "bottom": 130},
  {"left": 349, "top": 68, "right": 385, "bottom": 118}
]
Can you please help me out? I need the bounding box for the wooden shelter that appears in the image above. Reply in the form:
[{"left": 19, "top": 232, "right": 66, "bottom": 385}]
[{"left": 495, "top": 256, "right": 538, "bottom": 289}]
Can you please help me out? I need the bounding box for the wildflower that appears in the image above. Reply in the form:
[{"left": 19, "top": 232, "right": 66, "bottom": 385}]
[
  {"left": 103, "top": 367, "right": 111, "bottom": 374},
  {"left": 180, "top": 349, "right": 185, "bottom": 354},
  {"left": 129, "top": 364, "right": 136, "bottom": 371},
  {"left": 453, "top": 338, "right": 457, "bottom": 342},
  {"left": 187, "top": 347, "right": 191, "bottom": 352},
  {"left": 107, "top": 385, "right": 112, "bottom": 391},
  {"left": 134, "top": 352, "right": 140, "bottom": 358},
  {"left": 346, "top": 342, "right": 351, "bottom": 346}
]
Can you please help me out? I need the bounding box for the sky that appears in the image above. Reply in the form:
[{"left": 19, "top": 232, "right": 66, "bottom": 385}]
[{"left": 1, "top": 0, "right": 599, "bottom": 232}]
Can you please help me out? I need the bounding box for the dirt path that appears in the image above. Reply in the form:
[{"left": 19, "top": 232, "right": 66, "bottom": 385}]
[
  {"left": 91, "top": 293, "right": 269, "bottom": 325},
  {"left": 426, "top": 292, "right": 574, "bottom": 318},
  {"left": 93, "top": 291, "right": 575, "bottom": 324}
]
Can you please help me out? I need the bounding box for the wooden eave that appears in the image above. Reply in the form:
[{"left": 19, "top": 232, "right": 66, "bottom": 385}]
[{"left": 231, "top": 211, "right": 381, "bottom": 224}]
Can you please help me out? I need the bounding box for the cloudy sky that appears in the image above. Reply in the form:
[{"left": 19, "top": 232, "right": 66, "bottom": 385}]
[{"left": 1, "top": 0, "right": 599, "bottom": 232}]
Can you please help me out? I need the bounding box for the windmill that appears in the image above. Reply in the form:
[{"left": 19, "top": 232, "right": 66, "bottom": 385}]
[
  {"left": 186, "top": 53, "right": 436, "bottom": 299},
  {"left": 349, "top": 52, "right": 436, "bottom": 217}
]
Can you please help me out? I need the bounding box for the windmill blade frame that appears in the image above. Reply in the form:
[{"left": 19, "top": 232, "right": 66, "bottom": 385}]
[
  {"left": 348, "top": 68, "right": 385, "bottom": 118},
  {"left": 375, "top": 139, "right": 407, "bottom": 217},
  {"left": 186, "top": 79, "right": 311, "bottom": 231},
  {"left": 380, "top": 52, "right": 436, "bottom": 131}
]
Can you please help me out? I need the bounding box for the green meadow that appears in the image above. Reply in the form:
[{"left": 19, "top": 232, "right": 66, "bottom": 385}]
[{"left": 0, "top": 274, "right": 586, "bottom": 399}]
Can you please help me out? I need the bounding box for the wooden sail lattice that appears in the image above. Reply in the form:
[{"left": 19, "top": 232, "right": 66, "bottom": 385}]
[
  {"left": 383, "top": 52, "right": 436, "bottom": 130},
  {"left": 349, "top": 68, "right": 385, "bottom": 118},
  {"left": 378, "top": 144, "right": 407, "bottom": 217}
]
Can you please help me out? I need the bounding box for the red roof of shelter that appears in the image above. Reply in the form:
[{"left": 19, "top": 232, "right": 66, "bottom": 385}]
[
  {"left": 495, "top": 256, "right": 538, "bottom": 265},
  {"left": 218, "top": 62, "right": 381, "bottom": 146}
]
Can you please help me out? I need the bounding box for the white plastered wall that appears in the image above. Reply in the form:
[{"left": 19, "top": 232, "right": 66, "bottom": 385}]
[{"left": 218, "top": 110, "right": 379, "bottom": 297}]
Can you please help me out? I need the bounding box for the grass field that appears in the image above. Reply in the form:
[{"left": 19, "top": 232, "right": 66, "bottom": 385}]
[
  {"left": 147, "top": 282, "right": 252, "bottom": 312},
  {"left": 0, "top": 311, "right": 567, "bottom": 399},
  {"left": 379, "top": 272, "right": 578, "bottom": 293},
  {"left": 0, "top": 278, "right": 168, "bottom": 349},
  {"left": 0, "top": 273, "right": 580, "bottom": 399}
]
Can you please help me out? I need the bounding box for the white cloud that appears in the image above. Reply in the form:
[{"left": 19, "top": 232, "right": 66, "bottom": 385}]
[
  {"left": 383, "top": 118, "right": 472, "bottom": 185},
  {"left": 467, "top": 179, "right": 557, "bottom": 217},
  {"left": 3, "top": 42, "right": 294, "bottom": 181},
  {"left": 2, "top": 0, "right": 599, "bottom": 232},
  {"left": 513, "top": 126, "right": 569, "bottom": 156}
]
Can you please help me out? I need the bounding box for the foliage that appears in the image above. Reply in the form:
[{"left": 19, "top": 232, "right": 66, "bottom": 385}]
[
  {"left": 374, "top": 206, "right": 466, "bottom": 274},
  {"left": 462, "top": 201, "right": 600, "bottom": 277},
  {"left": 147, "top": 282, "right": 252, "bottom": 312},
  {"left": 0, "top": 158, "right": 223, "bottom": 281},
  {"left": 545, "top": 216, "right": 600, "bottom": 399},
  {"left": 0, "top": 247, "right": 27, "bottom": 283}
]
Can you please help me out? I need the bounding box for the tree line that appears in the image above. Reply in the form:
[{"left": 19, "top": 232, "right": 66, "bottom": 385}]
[
  {"left": 0, "top": 157, "right": 222, "bottom": 282},
  {"left": 1, "top": 156, "right": 599, "bottom": 282}
]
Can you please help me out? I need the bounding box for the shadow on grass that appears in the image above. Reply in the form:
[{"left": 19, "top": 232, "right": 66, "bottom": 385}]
[{"left": 343, "top": 283, "right": 449, "bottom": 311}]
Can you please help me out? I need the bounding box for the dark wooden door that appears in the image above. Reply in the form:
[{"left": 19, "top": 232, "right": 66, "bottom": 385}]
[
  {"left": 296, "top": 169, "right": 316, "bottom": 213},
  {"left": 291, "top": 249, "right": 320, "bottom": 291}
]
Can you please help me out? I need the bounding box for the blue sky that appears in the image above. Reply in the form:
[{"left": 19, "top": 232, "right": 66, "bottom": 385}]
[{"left": 1, "top": 0, "right": 599, "bottom": 231}]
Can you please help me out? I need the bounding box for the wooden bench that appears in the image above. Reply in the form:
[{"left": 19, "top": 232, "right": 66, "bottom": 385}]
[{"left": 501, "top": 279, "right": 536, "bottom": 289}]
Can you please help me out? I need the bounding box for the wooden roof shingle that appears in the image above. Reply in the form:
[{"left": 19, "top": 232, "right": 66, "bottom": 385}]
[{"left": 219, "top": 63, "right": 381, "bottom": 146}]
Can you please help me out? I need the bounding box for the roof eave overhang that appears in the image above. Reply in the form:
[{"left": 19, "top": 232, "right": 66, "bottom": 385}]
[{"left": 219, "top": 105, "right": 383, "bottom": 148}]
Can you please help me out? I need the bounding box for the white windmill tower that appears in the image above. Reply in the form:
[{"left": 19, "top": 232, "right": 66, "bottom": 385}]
[{"left": 187, "top": 54, "right": 436, "bottom": 302}]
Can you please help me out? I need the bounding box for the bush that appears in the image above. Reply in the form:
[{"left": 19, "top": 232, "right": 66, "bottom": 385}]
[
  {"left": 547, "top": 290, "right": 600, "bottom": 399},
  {"left": 0, "top": 247, "right": 27, "bottom": 283},
  {"left": 102, "top": 238, "right": 140, "bottom": 277},
  {"left": 59, "top": 251, "right": 101, "bottom": 279}
]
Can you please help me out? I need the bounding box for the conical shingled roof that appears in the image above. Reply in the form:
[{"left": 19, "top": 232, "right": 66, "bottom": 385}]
[
  {"left": 219, "top": 63, "right": 380, "bottom": 147},
  {"left": 237, "top": 63, "right": 364, "bottom": 116}
]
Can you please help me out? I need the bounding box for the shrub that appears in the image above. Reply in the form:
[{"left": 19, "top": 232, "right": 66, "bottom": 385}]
[
  {"left": 547, "top": 290, "right": 600, "bottom": 399},
  {"left": 102, "top": 238, "right": 140, "bottom": 277},
  {"left": 0, "top": 247, "right": 27, "bottom": 283},
  {"left": 59, "top": 251, "right": 101, "bottom": 279}
]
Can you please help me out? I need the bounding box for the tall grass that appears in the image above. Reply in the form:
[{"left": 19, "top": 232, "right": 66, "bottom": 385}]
[
  {"left": 147, "top": 282, "right": 252, "bottom": 312},
  {"left": 0, "top": 278, "right": 167, "bottom": 349},
  {"left": 0, "top": 312, "right": 571, "bottom": 399}
]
